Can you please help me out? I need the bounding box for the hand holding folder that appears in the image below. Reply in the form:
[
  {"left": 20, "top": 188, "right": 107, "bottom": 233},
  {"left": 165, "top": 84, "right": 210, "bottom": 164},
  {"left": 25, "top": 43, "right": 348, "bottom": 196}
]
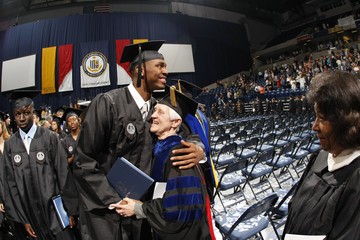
[
  {"left": 107, "top": 157, "right": 154, "bottom": 200},
  {"left": 52, "top": 195, "right": 70, "bottom": 229}
]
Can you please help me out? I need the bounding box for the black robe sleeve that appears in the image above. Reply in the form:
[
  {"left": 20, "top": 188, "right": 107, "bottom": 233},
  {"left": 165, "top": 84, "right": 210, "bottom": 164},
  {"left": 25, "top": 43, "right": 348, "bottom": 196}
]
[
  {"left": 74, "top": 93, "right": 121, "bottom": 210},
  {"left": 284, "top": 150, "right": 360, "bottom": 240}
]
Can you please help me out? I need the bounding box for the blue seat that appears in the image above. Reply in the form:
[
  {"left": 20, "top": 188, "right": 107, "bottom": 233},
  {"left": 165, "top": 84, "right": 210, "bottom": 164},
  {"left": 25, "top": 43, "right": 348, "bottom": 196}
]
[
  {"left": 242, "top": 150, "right": 275, "bottom": 200},
  {"left": 215, "top": 142, "right": 238, "bottom": 168},
  {"left": 269, "top": 182, "right": 299, "bottom": 240},
  {"left": 214, "top": 160, "right": 248, "bottom": 213},
  {"left": 235, "top": 137, "right": 259, "bottom": 161},
  {"left": 267, "top": 142, "right": 296, "bottom": 188},
  {"left": 215, "top": 193, "right": 279, "bottom": 240}
]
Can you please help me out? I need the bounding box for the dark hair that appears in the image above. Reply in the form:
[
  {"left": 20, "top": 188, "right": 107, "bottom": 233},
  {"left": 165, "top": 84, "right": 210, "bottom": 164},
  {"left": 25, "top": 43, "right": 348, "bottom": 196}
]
[
  {"left": 14, "top": 97, "right": 34, "bottom": 110},
  {"left": 307, "top": 71, "right": 360, "bottom": 148}
]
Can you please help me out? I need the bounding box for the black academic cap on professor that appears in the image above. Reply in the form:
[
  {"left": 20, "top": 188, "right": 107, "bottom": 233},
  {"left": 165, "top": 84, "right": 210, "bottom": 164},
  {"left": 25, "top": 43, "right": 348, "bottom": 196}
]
[
  {"left": 120, "top": 40, "right": 165, "bottom": 87},
  {"left": 9, "top": 90, "right": 41, "bottom": 109},
  {"left": 171, "top": 79, "right": 203, "bottom": 99},
  {"left": 62, "top": 107, "right": 83, "bottom": 122},
  {"left": 157, "top": 86, "right": 198, "bottom": 119}
]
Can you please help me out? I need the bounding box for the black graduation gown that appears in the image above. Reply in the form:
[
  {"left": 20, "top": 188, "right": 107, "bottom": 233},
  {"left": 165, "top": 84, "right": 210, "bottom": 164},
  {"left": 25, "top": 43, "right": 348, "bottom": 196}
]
[
  {"left": 61, "top": 134, "right": 76, "bottom": 159},
  {"left": 73, "top": 87, "right": 157, "bottom": 240},
  {"left": 142, "top": 135, "right": 214, "bottom": 240},
  {"left": 3, "top": 127, "right": 75, "bottom": 240},
  {"left": 283, "top": 150, "right": 360, "bottom": 240}
]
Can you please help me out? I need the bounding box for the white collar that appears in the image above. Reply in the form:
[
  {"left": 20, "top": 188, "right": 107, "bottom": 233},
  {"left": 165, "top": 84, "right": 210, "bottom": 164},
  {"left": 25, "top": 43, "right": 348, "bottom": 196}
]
[
  {"left": 19, "top": 123, "right": 37, "bottom": 140},
  {"left": 327, "top": 148, "right": 360, "bottom": 172},
  {"left": 127, "top": 83, "right": 150, "bottom": 110}
]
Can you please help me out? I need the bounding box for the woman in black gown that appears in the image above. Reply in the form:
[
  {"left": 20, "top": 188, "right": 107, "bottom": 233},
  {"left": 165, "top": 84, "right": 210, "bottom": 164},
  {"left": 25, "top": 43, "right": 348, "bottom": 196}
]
[{"left": 283, "top": 71, "right": 360, "bottom": 239}]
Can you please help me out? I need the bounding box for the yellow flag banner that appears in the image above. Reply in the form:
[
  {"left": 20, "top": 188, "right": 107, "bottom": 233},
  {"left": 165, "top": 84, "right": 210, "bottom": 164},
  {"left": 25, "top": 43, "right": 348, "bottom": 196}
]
[
  {"left": 41, "top": 46, "right": 57, "bottom": 94},
  {"left": 133, "top": 39, "right": 148, "bottom": 44}
]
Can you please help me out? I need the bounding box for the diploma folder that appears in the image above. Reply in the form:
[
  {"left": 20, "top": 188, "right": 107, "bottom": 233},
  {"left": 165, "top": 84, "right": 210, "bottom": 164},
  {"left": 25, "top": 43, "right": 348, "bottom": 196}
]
[
  {"left": 107, "top": 157, "right": 155, "bottom": 200},
  {"left": 51, "top": 195, "right": 70, "bottom": 229}
]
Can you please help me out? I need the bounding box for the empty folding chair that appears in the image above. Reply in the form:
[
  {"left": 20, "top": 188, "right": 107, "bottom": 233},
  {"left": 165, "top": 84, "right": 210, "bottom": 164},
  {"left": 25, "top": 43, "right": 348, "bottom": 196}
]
[
  {"left": 211, "top": 126, "right": 225, "bottom": 143},
  {"left": 303, "top": 136, "right": 321, "bottom": 154},
  {"left": 256, "top": 132, "right": 275, "bottom": 154},
  {"left": 214, "top": 142, "right": 238, "bottom": 169},
  {"left": 215, "top": 193, "right": 279, "bottom": 240},
  {"left": 212, "top": 133, "right": 230, "bottom": 153},
  {"left": 285, "top": 135, "right": 311, "bottom": 177},
  {"left": 228, "top": 125, "right": 240, "bottom": 139},
  {"left": 267, "top": 142, "right": 296, "bottom": 188},
  {"left": 233, "top": 130, "right": 247, "bottom": 148},
  {"left": 272, "top": 129, "right": 290, "bottom": 149},
  {"left": 235, "top": 137, "right": 259, "bottom": 161},
  {"left": 213, "top": 160, "right": 248, "bottom": 213},
  {"left": 241, "top": 150, "right": 275, "bottom": 200},
  {"left": 269, "top": 182, "right": 299, "bottom": 240}
]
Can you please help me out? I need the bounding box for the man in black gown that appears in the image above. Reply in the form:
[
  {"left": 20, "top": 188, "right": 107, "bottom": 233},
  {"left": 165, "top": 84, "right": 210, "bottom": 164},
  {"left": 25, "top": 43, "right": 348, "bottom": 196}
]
[{"left": 3, "top": 94, "right": 77, "bottom": 240}]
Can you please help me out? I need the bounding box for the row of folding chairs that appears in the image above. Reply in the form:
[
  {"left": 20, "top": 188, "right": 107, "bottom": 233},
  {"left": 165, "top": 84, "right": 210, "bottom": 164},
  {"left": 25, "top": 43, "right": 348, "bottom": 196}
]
[{"left": 212, "top": 133, "right": 320, "bottom": 212}]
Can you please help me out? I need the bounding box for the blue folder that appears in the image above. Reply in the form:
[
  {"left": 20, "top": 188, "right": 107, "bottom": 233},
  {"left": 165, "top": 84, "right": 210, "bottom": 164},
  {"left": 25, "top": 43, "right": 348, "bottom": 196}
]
[
  {"left": 52, "top": 195, "right": 70, "bottom": 229},
  {"left": 107, "top": 157, "right": 155, "bottom": 200}
]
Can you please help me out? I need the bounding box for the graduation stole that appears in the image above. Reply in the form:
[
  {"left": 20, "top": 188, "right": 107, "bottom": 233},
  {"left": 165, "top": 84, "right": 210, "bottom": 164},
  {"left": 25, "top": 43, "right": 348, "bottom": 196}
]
[
  {"left": 152, "top": 135, "right": 183, "bottom": 181},
  {"left": 185, "top": 110, "right": 218, "bottom": 187}
]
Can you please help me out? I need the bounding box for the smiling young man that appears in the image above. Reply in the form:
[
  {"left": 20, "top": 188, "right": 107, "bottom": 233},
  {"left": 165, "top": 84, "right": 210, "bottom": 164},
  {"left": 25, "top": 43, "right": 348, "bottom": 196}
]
[
  {"left": 3, "top": 94, "right": 77, "bottom": 240},
  {"left": 73, "top": 41, "right": 205, "bottom": 240}
]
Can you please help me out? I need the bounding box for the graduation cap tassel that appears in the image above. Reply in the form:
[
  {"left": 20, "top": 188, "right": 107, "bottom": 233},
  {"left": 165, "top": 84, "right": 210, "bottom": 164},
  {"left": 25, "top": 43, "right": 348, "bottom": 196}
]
[
  {"left": 177, "top": 80, "right": 182, "bottom": 93},
  {"left": 136, "top": 45, "right": 142, "bottom": 88},
  {"left": 170, "top": 86, "right": 177, "bottom": 107}
]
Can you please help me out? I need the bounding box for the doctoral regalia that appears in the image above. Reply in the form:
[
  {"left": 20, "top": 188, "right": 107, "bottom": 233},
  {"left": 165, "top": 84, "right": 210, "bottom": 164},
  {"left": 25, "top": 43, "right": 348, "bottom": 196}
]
[
  {"left": 185, "top": 110, "right": 218, "bottom": 203},
  {"left": 142, "top": 135, "right": 215, "bottom": 240},
  {"left": 3, "top": 126, "right": 75, "bottom": 240},
  {"left": 283, "top": 150, "right": 360, "bottom": 239}
]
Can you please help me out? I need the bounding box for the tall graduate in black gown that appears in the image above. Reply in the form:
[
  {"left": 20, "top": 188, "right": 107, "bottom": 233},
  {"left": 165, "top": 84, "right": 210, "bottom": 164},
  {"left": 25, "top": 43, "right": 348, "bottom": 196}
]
[
  {"left": 113, "top": 87, "right": 216, "bottom": 240},
  {"left": 3, "top": 94, "right": 77, "bottom": 240},
  {"left": 283, "top": 71, "right": 360, "bottom": 239},
  {"left": 73, "top": 41, "right": 205, "bottom": 240}
]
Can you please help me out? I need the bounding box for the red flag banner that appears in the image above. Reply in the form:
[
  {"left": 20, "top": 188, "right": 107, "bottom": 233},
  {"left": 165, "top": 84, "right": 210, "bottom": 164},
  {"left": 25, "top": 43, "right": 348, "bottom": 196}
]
[
  {"left": 115, "top": 39, "right": 131, "bottom": 85},
  {"left": 58, "top": 44, "right": 73, "bottom": 92}
]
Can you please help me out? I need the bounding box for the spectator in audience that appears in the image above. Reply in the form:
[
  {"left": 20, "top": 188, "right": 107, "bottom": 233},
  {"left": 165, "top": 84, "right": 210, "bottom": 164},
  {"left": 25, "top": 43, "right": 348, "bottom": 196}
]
[
  {"left": 51, "top": 116, "right": 67, "bottom": 140},
  {"left": 33, "top": 109, "right": 42, "bottom": 126},
  {"left": 283, "top": 71, "right": 360, "bottom": 239},
  {"left": 4, "top": 114, "right": 12, "bottom": 136}
]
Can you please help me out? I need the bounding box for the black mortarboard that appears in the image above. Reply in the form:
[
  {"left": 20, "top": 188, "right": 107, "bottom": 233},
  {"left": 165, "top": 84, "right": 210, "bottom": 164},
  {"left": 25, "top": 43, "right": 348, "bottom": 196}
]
[
  {"left": 33, "top": 109, "right": 42, "bottom": 119},
  {"left": 171, "top": 79, "right": 203, "bottom": 99},
  {"left": 0, "top": 112, "right": 5, "bottom": 122},
  {"left": 52, "top": 116, "right": 63, "bottom": 125},
  {"left": 157, "top": 86, "right": 198, "bottom": 119},
  {"left": 77, "top": 100, "right": 91, "bottom": 110},
  {"left": 9, "top": 90, "right": 41, "bottom": 109},
  {"left": 62, "top": 107, "right": 83, "bottom": 122},
  {"left": 120, "top": 40, "right": 165, "bottom": 88},
  {"left": 54, "top": 106, "right": 66, "bottom": 114}
]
